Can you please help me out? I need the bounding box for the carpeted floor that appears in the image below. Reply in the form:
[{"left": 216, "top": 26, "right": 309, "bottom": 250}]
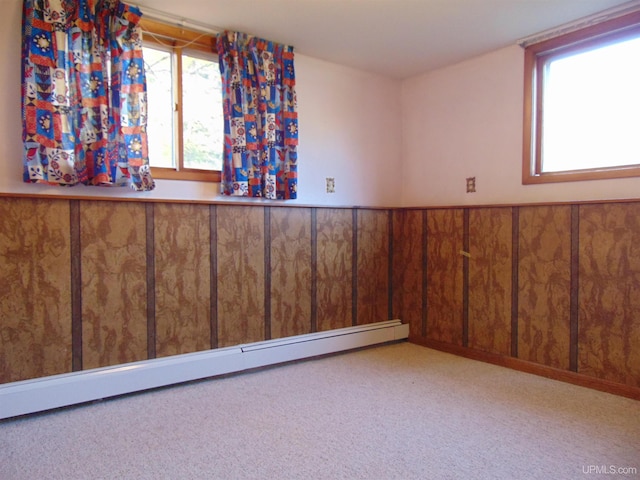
[{"left": 1, "top": 342, "right": 638, "bottom": 480}]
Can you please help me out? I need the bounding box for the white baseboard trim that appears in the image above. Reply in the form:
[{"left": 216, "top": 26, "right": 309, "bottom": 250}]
[{"left": 0, "top": 320, "right": 408, "bottom": 420}]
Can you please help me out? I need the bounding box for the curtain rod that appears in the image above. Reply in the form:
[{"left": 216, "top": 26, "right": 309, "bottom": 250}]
[
  {"left": 128, "top": 3, "right": 295, "bottom": 48},
  {"left": 129, "top": 3, "right": 222, "bottom": 35},
  {"left": 517, "top": 0, "right": 640, "bottom": 47}
]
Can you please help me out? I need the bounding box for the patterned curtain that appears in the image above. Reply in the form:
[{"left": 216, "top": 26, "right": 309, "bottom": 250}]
[
  {"left": 217, "top": 31, "right": 298, "bottom": 199},
  {"left": 21, "top": 0, "right": 155, "bottom": 191}
]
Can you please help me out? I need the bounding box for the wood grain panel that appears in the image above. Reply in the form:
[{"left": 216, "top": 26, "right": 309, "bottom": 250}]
[
  {"left": 517, "top": 206, "right": 571, "bottom": 370},
  {"left": 0, "top": 198, "right": 72, "bottom": 383},
  {"left": 468, "top": 208, "right": 512, "bottom": 355},
  {"left": 357, "top": 210, "right": 390, "bottom": 325},
  {"left": 217, "top": 205, "right": 265, "bottom": 347},
  {"left": 426, "top": 209, "right": 464, "bottom": 345},
  {"left": 392, "top": 210, "right": 424, "bottom": 338},
  {"left": 316, "top": 209, "right": 353, "bottom": 332},
  {"left": 80, "top": 201, "right": 148, "bottom": 369},
  {"left": 270, "top": 208, "right": 312, "bottom": 339},
  {"left": 579, "top": 203, "right": 640, "bottom": 387},
  {"left": 154, "top": 203, "right": 211, "bottom": 357}
]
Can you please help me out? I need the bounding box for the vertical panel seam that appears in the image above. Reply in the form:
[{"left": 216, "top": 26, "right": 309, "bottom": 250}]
[
  {"left": 422, "top": 210, "right": 428, "bottom": 338},
  {"left": 388, "top": 210, "right": 394, "bottom": 320},
  {"left": 352, "top": 209, "right": 358, "bottom": 326},
  {"left": 145, "top": 203, "right": 156, "bottom": 360},
  {"left": 462, "top": 208, "right": 470, "bottom": 348},
  {"left": 70, "top": 200, "right": 82, "bottom": 372},
  {"left": 511, "top": 206, "right": 520, "bottom": 358},
  {"left": 264, "top": 207, "right": 272, "bottom": 341},
  {"left": 311, "top": 208, "right": 318, "bottom": 333},
  {"left": 570, "top": 205, "right": 580, "bottom": 372},
  {"left": 210, "top": 205, "right": 218, "bottom": 349}
]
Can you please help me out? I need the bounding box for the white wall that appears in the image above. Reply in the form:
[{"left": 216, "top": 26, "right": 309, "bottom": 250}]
[
  {"left": 401, "top": 44, "right": 640, "bottom": 207},
  {"left": 295, "top": 55, "right": 402, "bottom": 207},
  {"left": 8, "top": 1, "right": 635, "bottom": 209},
  {"left": 0, "top": 0, "right": 402, "bottom": 207}
]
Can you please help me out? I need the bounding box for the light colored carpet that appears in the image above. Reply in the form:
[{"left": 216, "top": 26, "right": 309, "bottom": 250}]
[{"left": 1, "top": 342, "right": 638, "bottom": 480}]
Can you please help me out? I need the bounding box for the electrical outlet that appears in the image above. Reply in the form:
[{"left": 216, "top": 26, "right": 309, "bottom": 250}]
[
  {"left": 466, "top": 177, "right": 476, "bottom": 193},
  {"left": 326, "top": 177, "right": 335, "bottom": 193}
]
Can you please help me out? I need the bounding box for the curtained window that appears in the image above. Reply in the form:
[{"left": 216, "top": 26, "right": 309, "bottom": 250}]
[{"left": 21, "top": 0, "right": 155, "bottom": 191}]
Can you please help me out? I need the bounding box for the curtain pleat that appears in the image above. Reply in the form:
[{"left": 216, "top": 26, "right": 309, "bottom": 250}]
[
  {"left": 217, "top": 31, "right": 298, "bottom": 199},
  {"left": 21, "top": 0, "right": 154, "bottom": 191}
]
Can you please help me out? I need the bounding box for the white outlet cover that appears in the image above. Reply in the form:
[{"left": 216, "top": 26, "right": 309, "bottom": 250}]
[{"left": 326, "top": 177, "right": 335, "bottom": 193}]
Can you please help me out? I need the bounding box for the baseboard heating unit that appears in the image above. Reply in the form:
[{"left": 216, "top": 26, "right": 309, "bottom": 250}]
[{"left": 0, "top": 319, "right": 408, "bottom": 420}]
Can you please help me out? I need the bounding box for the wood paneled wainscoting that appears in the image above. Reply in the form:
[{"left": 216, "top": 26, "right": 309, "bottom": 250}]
[
  {"left": 1, "top": 196, "right": 639, "bottom": 400},
  {"left": 393, "top": 203, "right": 640, "bottom": 399},
  {"left": 0, "top": 198, "right": 391, "bottom": 384}
]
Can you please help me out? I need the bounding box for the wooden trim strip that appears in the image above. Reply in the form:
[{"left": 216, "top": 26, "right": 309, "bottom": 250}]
[
  {"left": 175, "top": 47, "right": 185, "bottom": 172},
  {"left": 410, "top": 337, "right": 640, "bottom": 401},
  {"left": 462, "top": 209, "right": 470, "bottom": 347},
  {"left": 570, "top": 205, "right": 580, "bottom": 372},
  {"left": 150, "top": 168, "right": 221, "bottom": 183},
  {"left": 401, "top": 198, "right": 640, "bottom": 210},
  {"left": 145, "top": 203, "right": 156, "bottom": 360},
  {"left": 140, "top": 18, "right": 216, "bottom": 54},
  {"left": 70, "top": 200, "right": 83, "bottom": 372},
  {"left": 352, "top": 209, "right": 358, "bottom": 326},
  {"left": 210, "top": 205, "right": 218, "bottom": 349},
  {"left": 387, "top": 210, "right": 394, "bottom": 320},
  {"left": 422, "top": 210, "right": 428, "bottom": 338},
  {"left": 310, "top": 208, "right": 318, "bottom": 333},
  {"left": 4, "top": 191, "right": 640, "bottom": 210},
  {"left": 511, "top": 206, "right": 520, "bottom": 358},
  {"left": 264, "top": 207, "right": 272, "bottom": 341}
]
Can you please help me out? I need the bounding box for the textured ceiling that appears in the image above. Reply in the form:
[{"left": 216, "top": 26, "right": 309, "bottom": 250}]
[{"left": 134, "top": 0, "right": 640, "bottom": 79}]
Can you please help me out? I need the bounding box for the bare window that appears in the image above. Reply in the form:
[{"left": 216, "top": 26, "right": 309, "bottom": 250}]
[
  {"left": 141, "top": 19, "right": 222, "bottom": 182},
  {"left": 522, "top": 11, "right": 640, "bottom": 184}
]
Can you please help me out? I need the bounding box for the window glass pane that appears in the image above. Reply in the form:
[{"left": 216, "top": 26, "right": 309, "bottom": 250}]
[
  {"left": 143, "top": 46, "right": 174, "bottom": 169},
  {"left": 182, "top": 53, "right": 223, "bottom": 171},
  {"left": 541, "top": 36, "right": 640, "bottom": 173}
]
